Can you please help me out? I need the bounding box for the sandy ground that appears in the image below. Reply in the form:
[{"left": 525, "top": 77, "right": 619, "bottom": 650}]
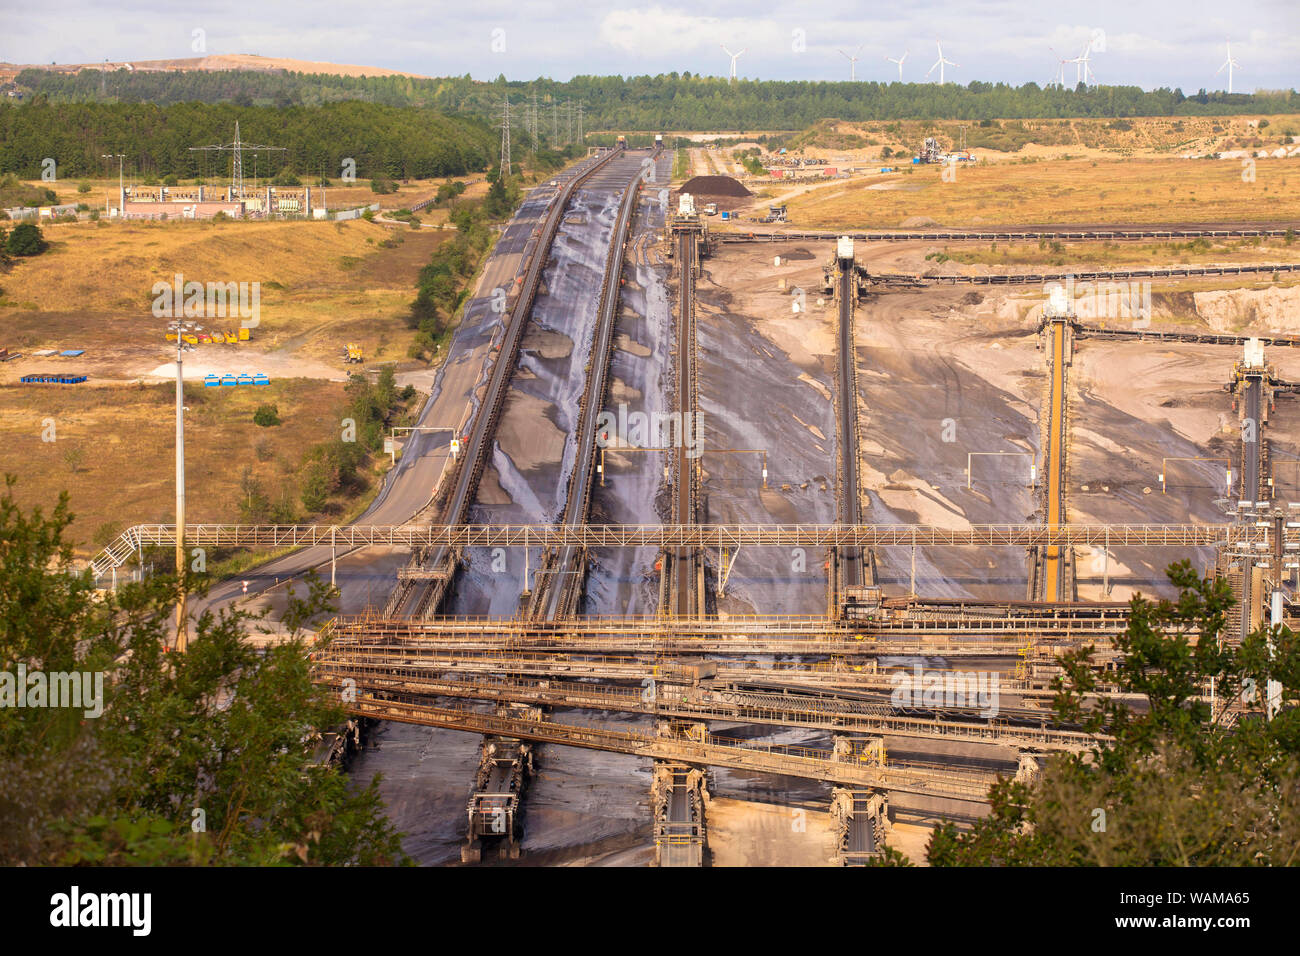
[
  {"left": 707, "top": 797, "right": 838, "bottom": 866},
  {"left": 889, "top": 820, "right": 936, "bottom": 865},
  {"left": 693, "top": 241, "right": 838, "bottom": 614}
]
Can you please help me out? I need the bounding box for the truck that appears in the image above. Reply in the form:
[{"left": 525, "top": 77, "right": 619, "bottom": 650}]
[
  {"left": 343, "top": 343, "right": 364, "bottom": 364},
  {"left": 703, "top": 202, "right": 718, "bottom": 216}
]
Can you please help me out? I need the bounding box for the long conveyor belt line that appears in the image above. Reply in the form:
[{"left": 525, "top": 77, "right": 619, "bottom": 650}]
[
  {"left": 672, "top": 227, "right": 701, "bottom": 617},
  {"left": 533, "top": 151, "right": 656, "bottom": 621},
  {"left": 715, "top": 227, "right": 1300, "bottom": 243},
  {"left": 1040, "top": 320, "right": 1069, "bottom": 601},
  {"left": 314, "top": 645, "right": 1135, "bottom": 702},
  {"left": 1077, "top": 325, "right": 1300, "bottom": 349},
  {"left": 311, "top": 662, "right": 1106, "bottom": 751},
  {"left": 321, "top": 630, "right": 1124, "bottom": 657},
  {"left": 1237, "top": 374, "right": 1267, "bottom": 641},
  {"left": 1242, "top": 376, "right": 1263, "bottom": 505},
  {"left": 401, "top": 145, "right": 631, "bottom": 617},
  {"left": 836, "top": 261, "right": 863, "bottom": 592}
]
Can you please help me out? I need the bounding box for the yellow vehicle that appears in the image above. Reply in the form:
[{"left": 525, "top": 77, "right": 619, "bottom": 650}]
[
  {"left": 165, "top": 332, "right": 178, "bottom": 342},
  {"left": 343, "top": 343, "right": 364, "bottom": 363},
  {"left": 223, "top": 331, "right": 239, "bottom": 344},
  {"left": 238, "top": 327, "right": 251, "bottom": 341},
  {"left": 182, "top": 334, "right": 199, "bottom": 345}
]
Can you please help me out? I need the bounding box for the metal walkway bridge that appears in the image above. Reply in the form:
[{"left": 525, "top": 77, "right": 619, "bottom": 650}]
[
  {"left": 92, "top": 521, "right": 1252, "bottom": 577},
  {"left": 343, "top": 691, "right": 998, "bottom": 803}
]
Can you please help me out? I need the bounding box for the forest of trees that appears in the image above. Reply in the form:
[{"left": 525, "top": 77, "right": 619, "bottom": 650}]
[
  {"left": 0, "top": 97, "right": 497, "bottom": 180},
  {"left": 10, "top": 67, "right": 1298, "bottom": 134}
]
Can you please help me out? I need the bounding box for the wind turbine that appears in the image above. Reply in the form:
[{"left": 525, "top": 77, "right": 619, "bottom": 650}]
[
  {"left": 1047, "top": 47, "right": 1069, "bottom": 88},
  {"left": 1216, "top": 39, "right": 1241, "bottom": 94},
  {"left": 1077, "top": 44, "right": 1097, "bottom": 85},
  {"left": 925, "top": 41, "right": 958, "bottom": 85},
  {"left": 1066, "top": 43, "right": 1096, "bottom": 86},
  {"left": 721, "top": 44, "right": 746, "bottom": 81},
  {"left": 839, "top": 45, "right": 863, "bottom": 81},
  {"left": 886, "top": 50, "right": 909, "bottom": 82}
]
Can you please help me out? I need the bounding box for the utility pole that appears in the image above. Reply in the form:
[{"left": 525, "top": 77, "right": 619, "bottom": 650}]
[
  {"left": 167, "top": 321, "right": 198, "bottom": 651},
  {"left": 499, "top": 95, "right": 512, "bottom": 174},
  {"left": 175, "top": 335, "right": 186, "bottom": 650},
  {"left": 234, "top": 121, "right": 244, "bottom": 198},
  {"left": 576, "top": 100, "right": 584, "bottom": 145},
  {"left": 1268, "top": 511, "right": 1285, "bottom": 719},
  {"left": 553, "top": 101, "right": 560, "bottom": 144},
  {"left": 530, "top": 91, "right": 539, "bottom": 153},
  {"left": 101, "top": 153, "right": 124, "bottom": 216}
]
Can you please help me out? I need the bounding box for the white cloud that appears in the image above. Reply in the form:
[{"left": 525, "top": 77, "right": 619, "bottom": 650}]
[{"left": 599, "top": 6, "right": 786, "bottom": 57}]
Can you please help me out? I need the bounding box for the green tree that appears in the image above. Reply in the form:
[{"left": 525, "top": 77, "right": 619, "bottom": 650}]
[
  {"left": 484, "top": 176, "right": 510, "bottom": 218},
  {"left": 0, "top": 476, "right": 406, "bottom": 865},
  {"left": 237, "top": 466, "right": 271, "bottom": 522},
  {"left": 928, "top": 561, "right": 1300, "bottom": 866},
  {"left": 253, "top": 404, "right": 281, "bottom": 427},
  {"left": 299, "top": 458, "right": 336, "bottom": 513},
  {"left": 5, "top": 222, "right": 48, "bottom": 257}
]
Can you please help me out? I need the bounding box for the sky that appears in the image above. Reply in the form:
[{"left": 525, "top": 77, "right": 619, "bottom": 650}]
[{"left": 2, "top": 0, "right": 1297, "bottom": 93}]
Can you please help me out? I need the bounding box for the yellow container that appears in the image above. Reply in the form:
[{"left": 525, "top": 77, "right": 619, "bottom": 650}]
[{"left": 238, "top": 327, "right": 250, "bottom": 341}]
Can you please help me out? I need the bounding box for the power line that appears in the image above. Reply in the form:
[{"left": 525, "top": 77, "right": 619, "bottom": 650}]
[{"left": 188, "top": 120, "right": 285, "bottom": 206}]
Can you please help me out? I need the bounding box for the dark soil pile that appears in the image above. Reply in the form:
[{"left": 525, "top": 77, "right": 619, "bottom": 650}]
[{"left": 679, "top": 175, "right": 753, "bottom": 198}]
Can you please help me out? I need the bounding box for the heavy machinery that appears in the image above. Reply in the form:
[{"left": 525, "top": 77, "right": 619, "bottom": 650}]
[{"left": 343, "top": 343, "right": 364, "bottom": 364}]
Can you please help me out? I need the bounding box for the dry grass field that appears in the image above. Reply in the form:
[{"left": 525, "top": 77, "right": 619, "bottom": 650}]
[
  {"left": 0, "top": 213, "right": 449, "bottom": 553},
  {"left": 777, "top": 156, "right": 1300, "bottom": 229},
  {"left": 0, "top": 377, "right": 355, "bottom": 552},
  {"left": 0, "top": 217, "right": 452, "bottom": 378}
]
